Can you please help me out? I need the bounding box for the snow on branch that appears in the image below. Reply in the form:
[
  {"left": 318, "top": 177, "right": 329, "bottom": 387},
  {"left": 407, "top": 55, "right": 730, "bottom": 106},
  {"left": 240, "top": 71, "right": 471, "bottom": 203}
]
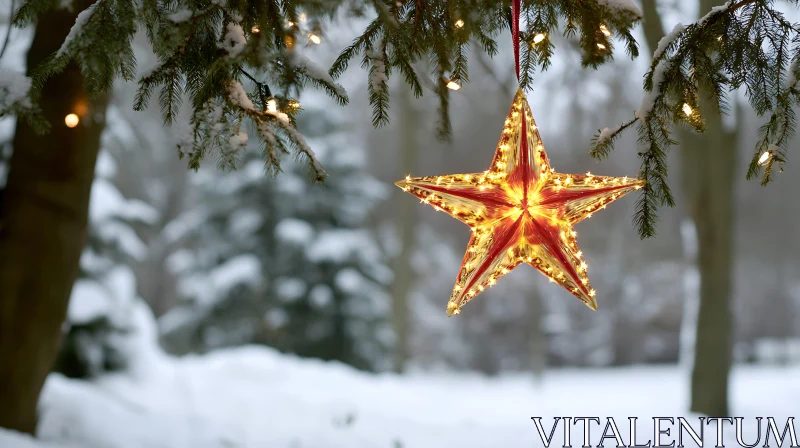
[{"left": 596, "top": 0, "right": 643, "bottom": 19}]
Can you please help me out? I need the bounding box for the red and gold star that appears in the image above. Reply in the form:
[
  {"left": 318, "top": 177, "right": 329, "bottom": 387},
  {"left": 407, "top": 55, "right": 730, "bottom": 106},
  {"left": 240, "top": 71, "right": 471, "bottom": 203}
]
[{"left": 395, "top": 89, "right": 644, "bottom": 316}]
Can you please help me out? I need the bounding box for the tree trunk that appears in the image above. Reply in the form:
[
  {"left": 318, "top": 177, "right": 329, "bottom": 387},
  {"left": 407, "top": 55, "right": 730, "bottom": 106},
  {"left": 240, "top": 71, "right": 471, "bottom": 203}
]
[
  {"left": 640, "top": 0, "right": 736, "bottom": 416},
  {"left": 0, "top": 1, "right": 108, "bottom": 433},
  {"left": 390, "top": 87, "right": 419, "bottom": 373},
  {"left": 681, "top": 102, "right": 736, "bottom": 417}
]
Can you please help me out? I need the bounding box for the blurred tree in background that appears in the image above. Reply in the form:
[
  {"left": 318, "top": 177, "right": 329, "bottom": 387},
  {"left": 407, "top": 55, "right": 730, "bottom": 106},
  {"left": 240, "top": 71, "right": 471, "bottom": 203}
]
[{"left": 159, "top": 92, "right": 393, "bottom": 371}]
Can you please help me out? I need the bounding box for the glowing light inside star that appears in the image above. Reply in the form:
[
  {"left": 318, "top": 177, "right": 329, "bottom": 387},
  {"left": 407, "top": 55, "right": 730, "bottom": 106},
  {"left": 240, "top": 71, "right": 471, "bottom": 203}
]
[{"left": 395, "top": 89, "right": 644, "bottom": 317}]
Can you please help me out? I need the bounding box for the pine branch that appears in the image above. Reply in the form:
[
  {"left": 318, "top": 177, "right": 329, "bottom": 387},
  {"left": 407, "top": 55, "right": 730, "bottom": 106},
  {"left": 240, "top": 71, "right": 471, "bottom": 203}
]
[{"left": 591, "top": 0, "right": 800, "bottom": 237}]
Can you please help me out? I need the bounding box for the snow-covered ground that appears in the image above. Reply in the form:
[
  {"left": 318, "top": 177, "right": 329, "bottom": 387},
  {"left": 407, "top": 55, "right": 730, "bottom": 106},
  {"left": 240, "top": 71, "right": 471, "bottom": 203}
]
[{"left": 1, "top": 342, "right": 797, "bottom": 448}]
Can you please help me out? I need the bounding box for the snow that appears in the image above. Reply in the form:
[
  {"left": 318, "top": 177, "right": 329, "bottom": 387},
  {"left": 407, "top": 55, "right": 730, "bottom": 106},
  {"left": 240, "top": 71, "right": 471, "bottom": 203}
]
[
  {"left": 265, "top": 109, "right": 290, "bottom": 123},
  {"left": 786, "top": 58, "right": 800, "bottom": 89},
  {"left": 367, "top": 48, "right": 387, "bottom": 93},
  {"left": 220, "top": 22, "right": 247, "bottom": 59},
  {"left": 99, "top": 219, "right": 147, "bottom": 259},
  {"left": 68, "top": 280, "right": 111, "bottom": 324},
  {"left": 275, "top": 277, "right": 307, "bottom": 301},
  {"left": 69, "top": 267, "right": 138, "bottom": 324},
  {"left": 226, "top": 81, "right": 255, "bottom": 111},
  {"left": 596, "top": 0, "right": 643, "bottom": 19},
  {"left": 227, "top": 209, "right": 262, "bottom": 236},
  {"left": 228, "top": 129, "right": 248, "bottom": 150},
  {"left": 179, "top": 254, "right": 262, "bottom": 305},
  {"left": 275, "top": 217, "right": 315, "bottom": 245},
  {"left": 635, "top": 60, "right": 669, "bottom": 121},
  {"left": 94, "top": 151, "right": 116, "bottom": 178},
  {"left": 0, "top": 430, "right": 74, "bottom": 448},
  {"left": 57, "top": 3, "right": 96, "bottom": 58},
  {"left": 309, "top": 284, "right": 333, "bottom": 308},
  {"left": 291, "top": 52, "right": 349, "bottom": 101},
  {"left": 335, "top": 268, "right": 365, "bottom": 293},
  {"left": 307, "top": 229, "right": 377, "bottom": 263},
  {"left": 169, "top": 9, "right": 193, "bottom": 23},
  {"left": 4, "top": 343, "right": 798, "bottom": 448},
  {"left": 161, "top": 209, "right": 209, "bottom": 245},
  {"left": 0, "top": 71, "right": 32, "bottom": 110},
  {"left": 89, "top": 179, "right": 158, "bottom": 224},
  {"left": 697, "top": 0, "right": 732, "bottom": 27},
  {"left": 595, "top": 126, "right": 617, "bottom": 148},
  {"left": 653, "top": 23, "right": 685, "bottom": 62}
]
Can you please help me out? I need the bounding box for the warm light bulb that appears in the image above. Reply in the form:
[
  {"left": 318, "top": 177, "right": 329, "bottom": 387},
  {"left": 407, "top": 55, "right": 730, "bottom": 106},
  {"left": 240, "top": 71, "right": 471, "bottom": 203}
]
[
  {"left": 596, "top": 43, "right": 606, "bottom": 50},
  {"left": 455, "top": 19, "right": 464, "bottom": 28},
  {"left": 682, "top": 103, "right": 693, "bottom": 116},
  {"left": 251, "top": 25, "right": 260, "bottom": 34},
  {"left": 308, "top": 33, "right": 321, "bottom": 44},
  {"left": 64, "top": 113, "right": 79, "bottom": 128},
  {"left": 299, "top": 12, "right": 307, "bottom": 22},
  {"left": 446, "top": 80, "right": 461, "bottom": 90},
  {"left": 533, "top": 33, "right": 546, "bottom": 44},
  {"left": 267, "top": 98, "right": 277, "bottom": 113},
  {"left": 758, "top": 150, "right": 771, "bottom": 166},
  {"left": 599, "top": 25, "right": 611, "bottom": 37}
]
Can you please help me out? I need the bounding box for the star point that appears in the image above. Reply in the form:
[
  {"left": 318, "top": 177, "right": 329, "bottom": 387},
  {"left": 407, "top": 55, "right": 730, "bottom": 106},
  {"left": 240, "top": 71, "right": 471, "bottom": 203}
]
[{"left": 396, "top": 88, "right": 644, "bottom": 315}]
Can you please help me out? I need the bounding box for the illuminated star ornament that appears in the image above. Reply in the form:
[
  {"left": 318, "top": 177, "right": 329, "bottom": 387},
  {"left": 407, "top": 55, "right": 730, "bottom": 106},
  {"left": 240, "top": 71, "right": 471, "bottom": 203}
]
[{"left": 395, "top": 89, "right": 644, "bottom": 316}]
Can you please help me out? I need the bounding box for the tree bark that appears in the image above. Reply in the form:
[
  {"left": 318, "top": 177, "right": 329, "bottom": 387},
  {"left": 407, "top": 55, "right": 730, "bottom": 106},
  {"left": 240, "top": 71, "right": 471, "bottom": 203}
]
[
  {"left": 681, "top": 102, "right": 736, "bottom": 417},
  {"left": 640, "top": 0, "right": 736, "bottom": 416},
  {"left": 390, "top": 87, "right": 419, "bottom": 373},
  {"left": 0, "top": 1, "right": 108, "bottom": 433}
]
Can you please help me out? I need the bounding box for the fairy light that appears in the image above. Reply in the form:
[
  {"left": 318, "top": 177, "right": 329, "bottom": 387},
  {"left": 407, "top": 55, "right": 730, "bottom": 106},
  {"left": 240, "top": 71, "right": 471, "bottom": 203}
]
[
  {"left": 455, "top": 19, "right": 464, "bottom": 28},
  {"left": 396, "top": 89, "right": 644, "bottom": 317},
  {"left": 682, "top": 103, "right": 694, "bottom": 116},
  {"left": 758, "top": 150, "right": 772, "bottom": 166},
  {"left": 288, "top": 100, "right": 301, "bottom": 109},
  {"left": 266, "top": 98, "right": 278, "bottom": 113},
  {"left": 64, "top": 113, "right": 80, "bottom": 128},
  {"left": 308, "top": 33, "right": 321, "bottom": 44},
  {"left": 251, "top": 25, "right": 260, "bottom": 34},
  {"left": 298, "top": 12, "right": 307, "bottom": 22},
  {"left": 596, "top": 43, "right": 606, "bottom": 50},
  {"left": 599, "top": 25, "right": 611, "bottom": 37},
  {"left": 533, "top": 33, "right": 546, "bottom": 44},
  {"left": 446, "top": 80, "right": 461, "bottom": 91}
]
